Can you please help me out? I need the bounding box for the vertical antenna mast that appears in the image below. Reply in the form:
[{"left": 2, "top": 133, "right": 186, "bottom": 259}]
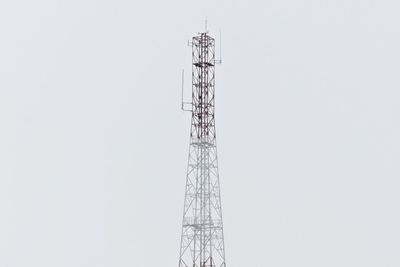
[
  {"left": 219, "top": 30, "right": 222, "bottom": 63},
  {"left": 181, "top": 69, "right": 185, "bottom": 110},
  {"left": 178, "top": 30, "right": 226, "bottom": 267}
]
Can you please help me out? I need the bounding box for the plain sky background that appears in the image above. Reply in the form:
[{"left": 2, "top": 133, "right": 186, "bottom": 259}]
[{"left": 1, "top": 0, "right": 400, "bottom": 266}]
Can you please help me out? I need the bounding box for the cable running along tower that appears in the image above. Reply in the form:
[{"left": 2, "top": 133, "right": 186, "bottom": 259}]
[{"left": 178, "top": 31, "right": 226, "bottom": 267}]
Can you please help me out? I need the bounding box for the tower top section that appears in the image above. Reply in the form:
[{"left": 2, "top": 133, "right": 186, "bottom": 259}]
[
  {"left": 192, "top": 33, "right": 215, "bottom": 67},
  {"left": 190, "top": 32, "right": 217, "bottom": 144}
]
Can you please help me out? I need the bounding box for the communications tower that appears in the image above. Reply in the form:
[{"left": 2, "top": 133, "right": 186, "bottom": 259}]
[{"left": 178, "top": 31, "right": 226, "bottom": 267}]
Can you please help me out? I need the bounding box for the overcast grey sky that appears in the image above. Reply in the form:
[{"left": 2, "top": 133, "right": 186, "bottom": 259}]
[{"left": 1, "top": 0, "right": 400, "bottom": 266}]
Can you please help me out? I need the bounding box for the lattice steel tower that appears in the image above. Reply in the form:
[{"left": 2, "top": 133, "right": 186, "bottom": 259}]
[{"left": 178, "top": 31, "right": 226, "bottom": 267}]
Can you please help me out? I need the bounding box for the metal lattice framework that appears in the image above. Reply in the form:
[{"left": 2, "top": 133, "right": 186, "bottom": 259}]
[{"left": 179, "top": 32, "right": 226, "bottom": 267}]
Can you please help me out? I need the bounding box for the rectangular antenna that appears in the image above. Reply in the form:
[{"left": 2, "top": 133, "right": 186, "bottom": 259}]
[
  {"left": 181, "top": 69, "right": 184, "bottom": 110},
  {"left": 215, "top": 30, "right": 222, "bottom": 64},
  {"left": 181, "top": 69, "right": 192, "bottom": 111}
]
